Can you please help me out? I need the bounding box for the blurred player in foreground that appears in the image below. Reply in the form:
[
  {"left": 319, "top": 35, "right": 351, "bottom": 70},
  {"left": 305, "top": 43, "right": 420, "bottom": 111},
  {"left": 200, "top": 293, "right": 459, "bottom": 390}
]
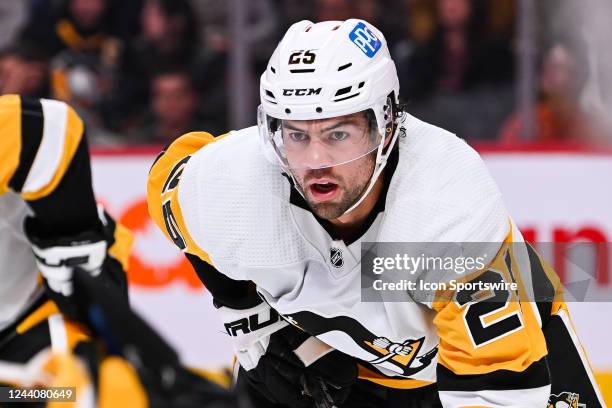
[
  {"left": 149, "top": 20, "right": 605, "bottom": 407},
  {"left": 0, "top": 95, "right": 247, "bottom": 407},
  {"left": 0, "top": 94, "right": 131, "bottom": 363},
  {"left": 0, "top": 266, "right": 251, "bottom": 407}
]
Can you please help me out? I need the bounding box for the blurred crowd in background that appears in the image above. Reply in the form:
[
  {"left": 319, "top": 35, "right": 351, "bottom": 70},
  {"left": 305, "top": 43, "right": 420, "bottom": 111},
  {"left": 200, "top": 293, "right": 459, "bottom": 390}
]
[{"left": 1, "top": 0, "right": 612, "bottom": 146}]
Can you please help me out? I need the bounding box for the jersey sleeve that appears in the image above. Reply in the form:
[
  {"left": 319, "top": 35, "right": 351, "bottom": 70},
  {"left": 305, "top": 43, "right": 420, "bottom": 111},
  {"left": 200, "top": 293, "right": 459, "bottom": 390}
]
[
  {"left": 524, "top": 235, "right": 606, "bottom": 407},
  {"left": 431, "top": 224, "right": 552, "bottom": 406},
  {"left": 0, "top": 94, "right": 100, "bottom": 236},
  {"left": 0, "top": 94, "right": 84, "bottom": 200},
  {"left": 147, "top": 131, "right": 217, "bottom": 262},
  {"left": 147, "top": 131, "right": 260, "bottom": 308}
]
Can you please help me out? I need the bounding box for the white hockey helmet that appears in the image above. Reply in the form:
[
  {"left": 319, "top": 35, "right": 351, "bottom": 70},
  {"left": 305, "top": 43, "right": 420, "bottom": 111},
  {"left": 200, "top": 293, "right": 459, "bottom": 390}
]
[{"left": 258, "top": 19, "right": 402, "bottom": 213}]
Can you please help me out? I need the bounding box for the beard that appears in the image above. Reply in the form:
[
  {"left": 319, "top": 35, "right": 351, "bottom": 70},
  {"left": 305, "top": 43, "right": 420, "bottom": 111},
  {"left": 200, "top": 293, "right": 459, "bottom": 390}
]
[{"left": 297, "top": 153, "right": 376, "bottom": 220}]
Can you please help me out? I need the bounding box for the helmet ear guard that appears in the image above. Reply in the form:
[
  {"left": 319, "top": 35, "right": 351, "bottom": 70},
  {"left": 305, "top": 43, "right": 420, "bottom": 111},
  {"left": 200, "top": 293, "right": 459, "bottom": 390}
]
[{"left": 340, "top": 95, "right": 405, "bottom": 216}]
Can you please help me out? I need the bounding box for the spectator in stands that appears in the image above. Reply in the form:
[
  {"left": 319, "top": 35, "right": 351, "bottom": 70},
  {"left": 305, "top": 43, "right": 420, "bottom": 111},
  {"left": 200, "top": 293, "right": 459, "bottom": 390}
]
[
  {"left": 396, "top": 0, "right": 515, "bottom": 140},
  {"left": 129, "top": 67, "right": 223, "bottom": 144},
  {"left": 114, "top": 0, "right": 201, "bottom": 128},
  {"left": 499, "top": 36, "right": 608, "bottom": 144},
  {"left": 137, "top": 0, "right": 197, "bottom": 64},
  {"left": 315, "top": 0, "right": 354, "bottom": 21},
  {"left": 400, "top": 0, "right": 514, "bottom": 100},
  {"left": 0, "top": 43, "right": 50, "bottom": 98},
  {"left": 18, "top": 0, "right": 134, "bottom": 135},
  {"left": 306, "top": 0, "right": 405, "bottom": 47},
  {"left": 20, "top": 0, "right": 122, "bottom": 56},
  {"left": 313, "top": 0, "right": 378, "bottom": 24}
]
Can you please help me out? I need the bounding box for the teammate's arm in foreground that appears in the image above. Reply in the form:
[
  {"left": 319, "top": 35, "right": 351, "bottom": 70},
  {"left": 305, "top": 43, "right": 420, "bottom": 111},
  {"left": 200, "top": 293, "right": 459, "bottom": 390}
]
[{"left": 0, "top": 94, "right": 130, "bottom": 341}]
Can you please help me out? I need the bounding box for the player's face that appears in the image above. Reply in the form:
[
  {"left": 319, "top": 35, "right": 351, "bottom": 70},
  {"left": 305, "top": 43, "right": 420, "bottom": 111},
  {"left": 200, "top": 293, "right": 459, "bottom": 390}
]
[{"left": 283, "top": 113, "right": 378, "bottom": 220}]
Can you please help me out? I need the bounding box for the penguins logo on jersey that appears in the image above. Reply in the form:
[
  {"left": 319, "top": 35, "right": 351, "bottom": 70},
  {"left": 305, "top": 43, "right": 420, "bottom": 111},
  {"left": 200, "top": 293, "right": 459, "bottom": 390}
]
[
  {"left": 364, "top": 336, "right": 437, "bottom": 376},
  {"left": 547, "top": 391, "right": 585, "bottom": 408},
  {"left": 286, "top": 311, "right": 438, "bottom": 377}
]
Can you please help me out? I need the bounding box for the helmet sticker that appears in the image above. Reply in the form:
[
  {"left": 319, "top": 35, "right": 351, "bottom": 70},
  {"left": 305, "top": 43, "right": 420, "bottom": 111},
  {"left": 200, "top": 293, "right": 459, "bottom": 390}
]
[
  {"left": 288, "top": 49, "right": 317, "bottom": 65},
  {"left": 349, "top": 22, "right": 381, "bottom": 58}
]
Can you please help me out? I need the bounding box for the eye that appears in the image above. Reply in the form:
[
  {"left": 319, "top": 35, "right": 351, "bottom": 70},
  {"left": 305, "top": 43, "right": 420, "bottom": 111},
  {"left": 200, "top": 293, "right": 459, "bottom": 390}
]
[
  {"left": 288, "top": 132, "right": 308, "bottom": 142},
  {"left": 329, "top": 131, "right": 349, "bottom": 142}
]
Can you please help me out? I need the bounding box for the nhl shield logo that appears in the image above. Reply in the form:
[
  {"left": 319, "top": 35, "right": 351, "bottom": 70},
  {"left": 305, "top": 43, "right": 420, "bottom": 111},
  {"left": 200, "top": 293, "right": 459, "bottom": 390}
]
[{"left": 330, "top": 248, "right": 344, "bottom": 268}]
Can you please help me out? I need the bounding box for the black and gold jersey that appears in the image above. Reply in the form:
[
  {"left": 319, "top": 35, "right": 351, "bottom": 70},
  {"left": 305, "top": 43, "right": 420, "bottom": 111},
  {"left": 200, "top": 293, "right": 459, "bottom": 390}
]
[
  {"left": 0, "top": 94, "right": 85, "bottom": 202},
  {"left": 0, "top": 94, "right": 131, "bottom": 341}
]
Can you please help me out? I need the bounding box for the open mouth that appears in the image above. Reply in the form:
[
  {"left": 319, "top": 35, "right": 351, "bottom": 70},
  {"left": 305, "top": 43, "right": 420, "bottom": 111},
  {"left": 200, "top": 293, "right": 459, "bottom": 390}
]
[{"left": 309, "top": 182, "right": 339, "bottom": 200}]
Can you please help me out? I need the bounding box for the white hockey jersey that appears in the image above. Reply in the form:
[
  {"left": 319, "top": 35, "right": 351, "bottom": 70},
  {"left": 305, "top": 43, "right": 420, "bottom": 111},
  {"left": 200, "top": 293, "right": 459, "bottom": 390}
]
[
  {"left": 0, "top": 193, "right": 41, "bottom": 331},
  {"left": 148, "top": 114, "right": 554, "bottom": 406}
]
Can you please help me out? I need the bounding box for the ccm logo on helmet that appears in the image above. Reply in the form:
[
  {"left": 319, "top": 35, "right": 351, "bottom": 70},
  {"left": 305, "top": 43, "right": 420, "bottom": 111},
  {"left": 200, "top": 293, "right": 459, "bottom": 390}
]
[
  {"left": 283, "top": 88, "right": 322, "bottom": 96},
  {"left": 349, "top": 22, "right": 381, "bottom": 58}
]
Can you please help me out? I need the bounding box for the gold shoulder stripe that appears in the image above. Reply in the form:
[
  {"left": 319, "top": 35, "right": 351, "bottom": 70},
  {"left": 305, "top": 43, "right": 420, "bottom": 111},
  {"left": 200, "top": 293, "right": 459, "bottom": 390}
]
[
  {"left": 0, "top": 95, "right": 21, "bottom": 195},
  {"left": 148, "top": 131, "right": 223, "bottom": 263}
]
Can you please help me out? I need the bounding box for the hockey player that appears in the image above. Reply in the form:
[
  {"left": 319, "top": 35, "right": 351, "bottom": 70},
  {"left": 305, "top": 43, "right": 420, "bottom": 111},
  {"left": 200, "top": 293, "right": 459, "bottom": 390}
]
[
  {"left": 148, "top": 20, "right": 605, "bottom": 407},
  {"left": 0, "top": 94, "right": 252, "bottom": 407},
  {"left": 0, "top": 94, "right": 131, "bottom": 364}
]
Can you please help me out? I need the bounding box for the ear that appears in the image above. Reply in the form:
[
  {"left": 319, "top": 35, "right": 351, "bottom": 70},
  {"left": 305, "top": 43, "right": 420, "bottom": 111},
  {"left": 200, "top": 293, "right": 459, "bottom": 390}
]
[
  {"left": 382, "top": 121, "right": 396, "bottom": 149},
  {"left": 383, "top": 128, "right": 392, "bottom": 148}
]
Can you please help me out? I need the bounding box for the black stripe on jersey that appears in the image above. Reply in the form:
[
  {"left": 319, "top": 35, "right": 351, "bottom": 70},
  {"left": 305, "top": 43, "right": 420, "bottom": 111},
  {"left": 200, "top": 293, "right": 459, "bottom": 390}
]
[
  {"left": 436, "top": 356, "right": 550, "bottom": 391},
  {"left": 543, "top": 314, "right": 604, "bottom": 407},
  {"left": 8, "top": 97, "right": 44, "bottom": 192},
  {"left": 184, "top": 253, "right": 261, "bottom": 310},
  {"left": 149, "top": 143, "right": 171, "bottom": 175},
  {"left": 162, "top": 156, "right": 191, "bottom": 193},
  {"left": 526, "top": 243, "right": 556, "bottom": 325},
  {"left": 0, "top": 318, "right": 51, "bottom": 363}
]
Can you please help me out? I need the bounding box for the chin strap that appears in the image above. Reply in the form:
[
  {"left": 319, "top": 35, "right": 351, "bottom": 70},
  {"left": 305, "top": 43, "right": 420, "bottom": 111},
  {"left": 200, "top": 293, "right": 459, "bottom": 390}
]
[{"left": 340, "top": 111, "right": 406, "bottom": 216}]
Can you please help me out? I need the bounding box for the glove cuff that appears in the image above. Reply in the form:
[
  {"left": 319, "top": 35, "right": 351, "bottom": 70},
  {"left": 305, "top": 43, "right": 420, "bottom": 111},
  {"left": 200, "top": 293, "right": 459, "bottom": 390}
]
[{"left": 217, "top": 302, "right": 288, "bottom": 370}]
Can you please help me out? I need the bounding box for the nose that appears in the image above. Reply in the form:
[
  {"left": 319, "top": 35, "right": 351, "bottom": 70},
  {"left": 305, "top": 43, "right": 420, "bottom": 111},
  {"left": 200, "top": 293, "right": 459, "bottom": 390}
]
[{"left": 303, "top": 139, "right": 334, "bottom": 169}]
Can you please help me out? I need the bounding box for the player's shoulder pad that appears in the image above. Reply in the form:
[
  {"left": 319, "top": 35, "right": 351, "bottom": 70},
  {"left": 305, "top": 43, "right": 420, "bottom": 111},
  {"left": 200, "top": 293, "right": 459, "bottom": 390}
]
[
  {"left": 175, "top": 126, "right": 306, "bottom": 279},
  {"left": 147, "top": 131, "right": 224, "bottom": 262},
  {"left": 384, "top": 114, "right": 509, "bottom": 243}
]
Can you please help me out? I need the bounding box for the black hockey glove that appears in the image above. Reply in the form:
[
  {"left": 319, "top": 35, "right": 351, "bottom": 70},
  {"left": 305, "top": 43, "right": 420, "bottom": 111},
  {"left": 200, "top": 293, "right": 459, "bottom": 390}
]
[
  {"left": 24, "top": 210, "right": 128, "bottom": 323},
  {"left": 243, "top": 323, "right": 358, "bottom": 408}
]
